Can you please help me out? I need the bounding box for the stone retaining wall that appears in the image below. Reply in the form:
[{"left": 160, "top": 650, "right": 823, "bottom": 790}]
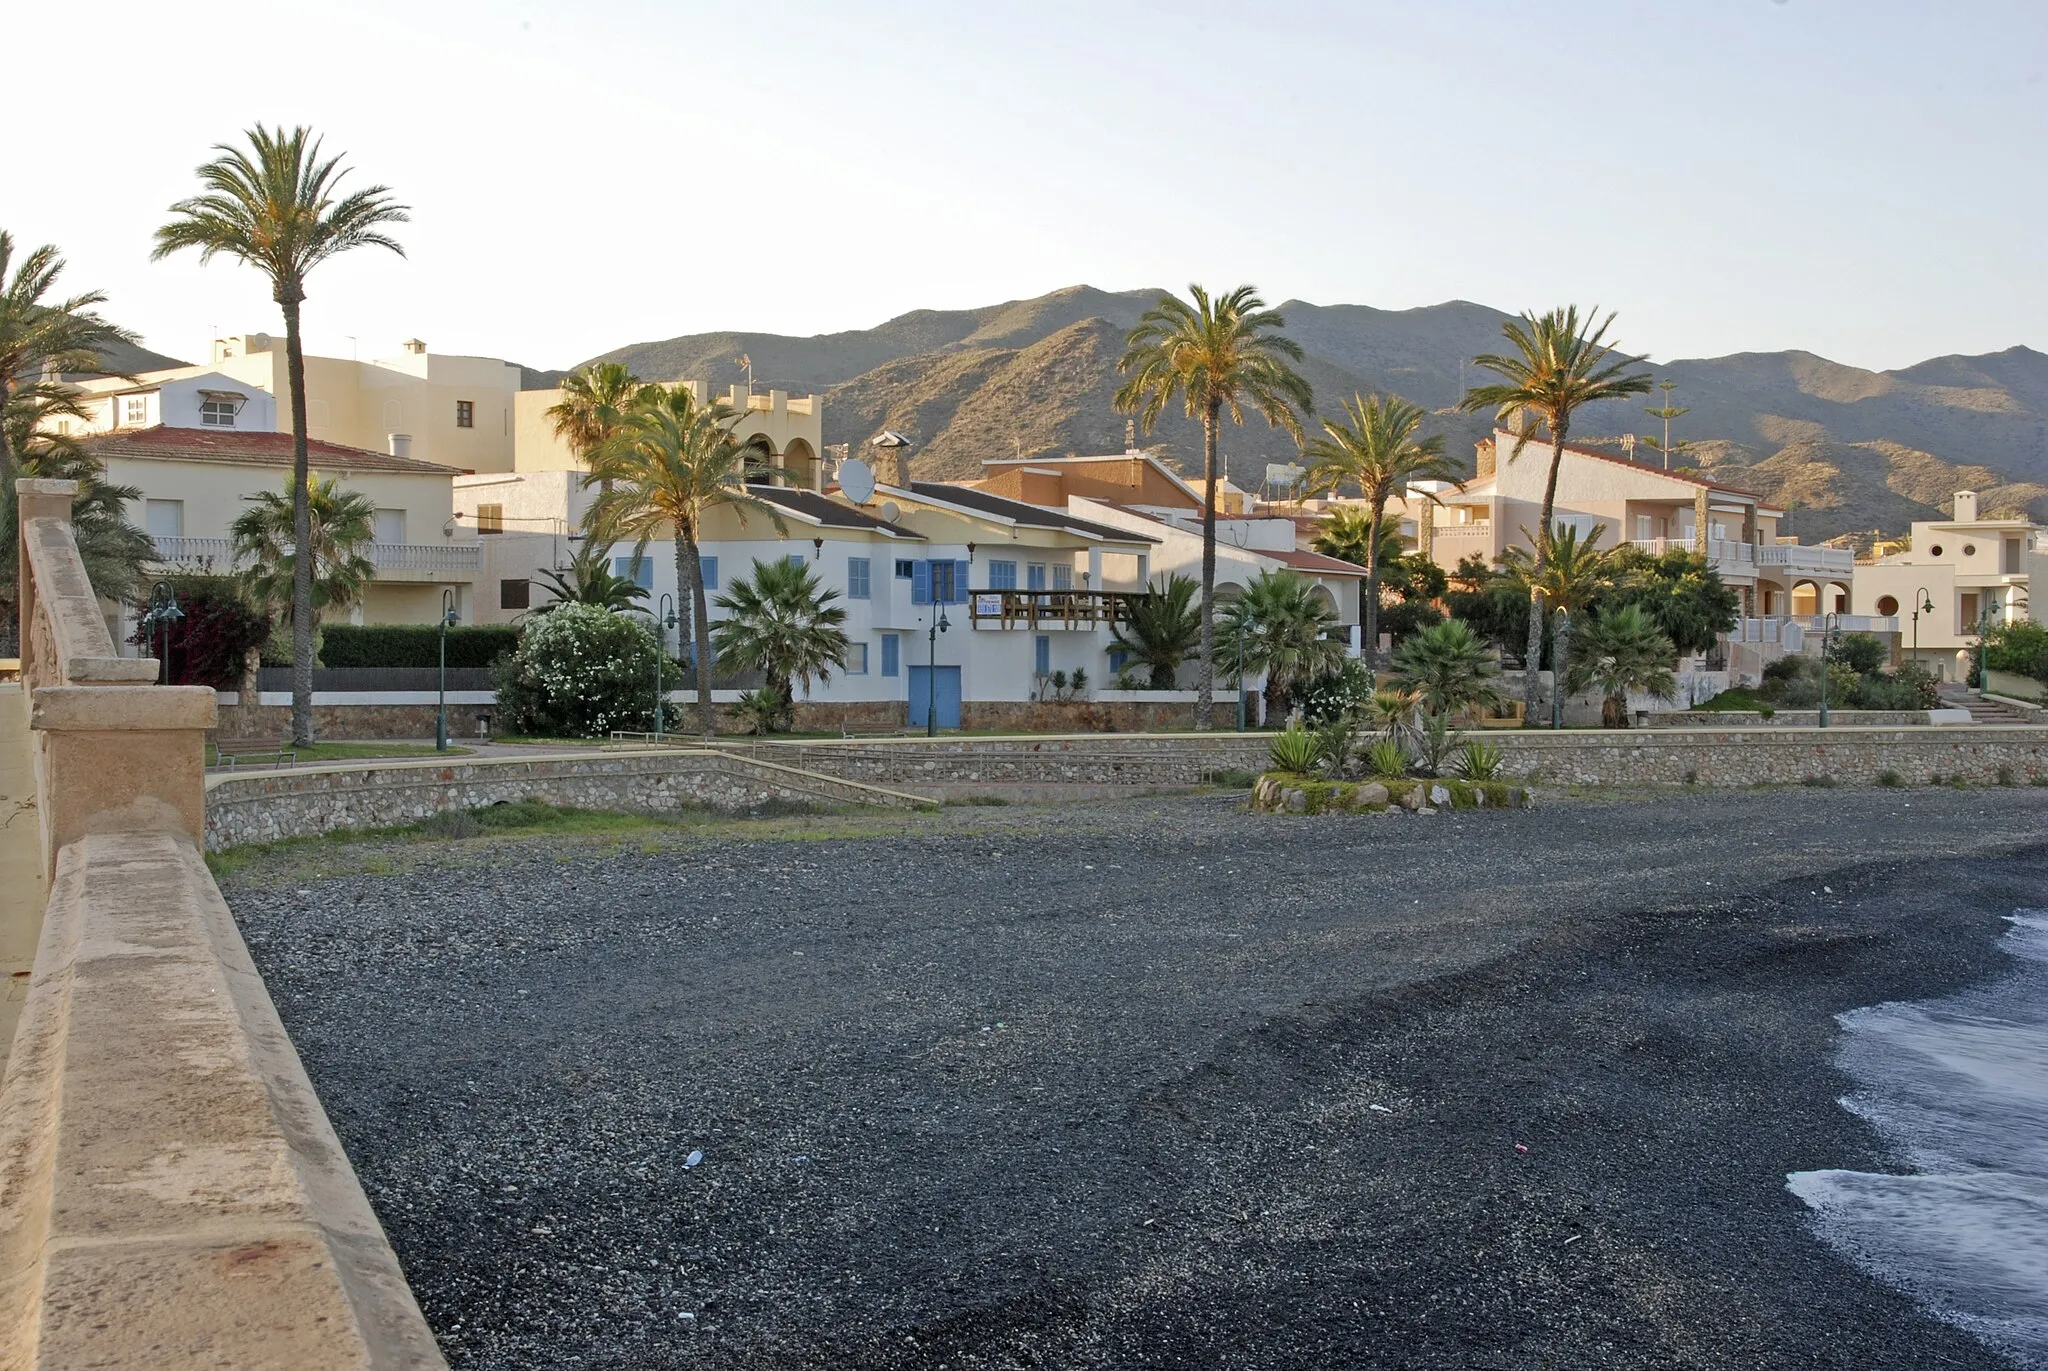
[
  {"left": 1645, "top": 709, "right": 1933, "bottom": 728},
  {"left": 753, "top": 733, "right": 1273, "bottom": 793},
  {"left": 203, "top": 749, "right": 927, "bottom": 850},
  {"left": 1483, "top": 726, "right": 2048, "bottom": 786},
  {"left": 959, "top": 700, "right": 1239, "bottom": 733}
]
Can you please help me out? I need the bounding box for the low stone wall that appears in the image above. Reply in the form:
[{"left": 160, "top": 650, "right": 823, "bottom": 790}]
[
  {"left": 1483, "top": 725, "right": 2048, "bottom": 787},
  {"left": 203, "top": 749, "right": 928, "bottom": 850},
  {"left": 1646, "top": 709, "right": 1934, "bottom": 728},
  {"left": 754, "top": 733, "right": 1273, "bottom": 795},
  {"left": 790, "top": 699, "right": 906, "bottom": 733},
  {"left": 217, "top": 700, "right": 496, "bottom": 742},
  {"left": 959, "top": 699, "right": 1238, "bottom": 732}
]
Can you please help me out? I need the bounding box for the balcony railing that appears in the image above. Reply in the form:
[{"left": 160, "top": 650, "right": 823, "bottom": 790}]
[
  {"left": 1757, "top": 542, "right": 1856, "bottom": 574},
  {"left": 150, "top": 537, "right": 479, "bottom": 574},
  {"left": 968, "top": 589, "right": 1141, "bottom": 628}
]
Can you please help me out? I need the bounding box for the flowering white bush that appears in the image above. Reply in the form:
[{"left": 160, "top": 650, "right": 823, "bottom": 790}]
[{"left": 492, "top": 602, "right": 670, "bottom": 737}]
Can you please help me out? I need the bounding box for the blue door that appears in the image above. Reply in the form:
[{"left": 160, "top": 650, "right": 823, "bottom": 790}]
[{"left": 907, "top": 665, "right": 962, "bottom": 730}]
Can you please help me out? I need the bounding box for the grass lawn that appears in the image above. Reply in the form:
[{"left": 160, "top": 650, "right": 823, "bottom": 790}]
[
  {"left": 1690, "top": 686, "right": 1776, "bottom": 715},
  {"left": 209, "top": 741, "right": 474, "bottom": 766}
]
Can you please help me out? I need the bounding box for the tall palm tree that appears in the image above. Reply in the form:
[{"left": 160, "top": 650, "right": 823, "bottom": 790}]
[
  {"left": 583, "top": 383, "right": 784, "bottom": 735},
  {"left": 0, "top": 232, "right": 136, "bottom": 478},
  {"left": 1213, "top": 569, "right": 1346, "bottom": 720},
  {"left": 1108, "top": 572, "right": 1202, "bottom": 689},
  {"left": 1300, "top": 394, "right": 1462, "bottom": 663},
  {"left": 547, "top": 362, "right": 651, "bottom": 461},
  {"left": 1501, "top": 522, "right": 1615, "bottom": 721},
  {"left": 1567, "top": 603, "right": 1677, "bottom": 728},
  {"left": 153, "top": 125, "right": 408, "bottom": 745},
  {"left": 1115, "top": 285, "right": 1312, "bottom": 718},
  {"left": 711, "top": 557, "right": 851, "bottom": 727},
  {"left": 229, "top": 473, "right": 378, "bottom": 636},
  {"left": 1, "top": 384, "right": 153, "bottom": 620},
  {"left": 1459, "top": 306, "right": 1652, "bottom": 724}
]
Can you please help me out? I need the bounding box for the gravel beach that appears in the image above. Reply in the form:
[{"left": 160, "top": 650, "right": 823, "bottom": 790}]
[{"left": 226, "top": 787, "right": 2048, "bottom": 1370}]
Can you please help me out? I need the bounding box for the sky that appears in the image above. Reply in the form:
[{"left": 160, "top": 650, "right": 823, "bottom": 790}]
[{"left": 11, "top": 0, "right": 2045, "bottom": 374}]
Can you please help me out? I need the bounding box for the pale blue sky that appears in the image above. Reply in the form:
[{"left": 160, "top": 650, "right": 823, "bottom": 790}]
[{"left": 16, "top": 0, "right": 2045, "bottom": 373}]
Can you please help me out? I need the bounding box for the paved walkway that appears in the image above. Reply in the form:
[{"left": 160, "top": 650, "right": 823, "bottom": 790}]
[{"left": 0, "top": 684, "right": 48, "bottom": 1076}]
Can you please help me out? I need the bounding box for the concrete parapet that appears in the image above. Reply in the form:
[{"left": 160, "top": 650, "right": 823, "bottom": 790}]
[{"left": 0, "top": 832, "right": 445, "bottom": 1369}]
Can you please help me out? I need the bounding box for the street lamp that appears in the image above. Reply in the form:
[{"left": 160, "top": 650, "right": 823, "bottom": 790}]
[
  {"left": 926, "top": 601, "right": 950, "bottom": 737},
  {"left": 1911, "top": 585, "right": 1932, "bottom": 672},
  {"left": 1818, "top": 611, "right": 1839, "bottom": 727},
  {"left": 1976, "top": 596, "right": 2003, "bottom": 693},
  {"left": 141, "top": 580, "right": 184, "bottom": 685},
  {"left": 436, "top": 589, "right": 459, "bottom": 751},
  {"left": 654, "top": 593, "right": 679, "bottom": 741}
]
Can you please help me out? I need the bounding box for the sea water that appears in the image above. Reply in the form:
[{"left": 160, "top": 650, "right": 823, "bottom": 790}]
[{"left": 1788, "top": 912, "right": 2048, "bottom": 1365}]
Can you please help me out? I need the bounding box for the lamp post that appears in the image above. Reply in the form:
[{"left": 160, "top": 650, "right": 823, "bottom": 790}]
[
  {"left": 1976, "top": 596, "right": 2003, "bottom": 693},
  {"left": 1911, "top": 585, "right": 1932, "bottom": 673},
  {"left": 436, "top": 589, "right": 459, "bottom": 751},
  {"left": 143, "top": 580, "right": 183, "bottom": 685},
  {"left": 926, "top": 601, "right": 950, "bottom": 737},
  {"left": 654, "top": 593, "right": 678, "bottom": 741},
  {"left": 1818, "top": 611, "right": 1839, "bottom": 727}
]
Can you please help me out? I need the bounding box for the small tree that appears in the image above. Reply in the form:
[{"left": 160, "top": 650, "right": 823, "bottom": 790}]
[
  {"left": 229, "top": 472, "right": 377, "bottom": 635},
  {"left": 127, "top": 574, "right": 271, "bottom": 690},
  {"left": 711, "top": 558, "right": 850, "bottom": 728},
  {"left": 1214, "top": 569, "right": 1346, "bottom": 719},
  {"left": 1108, "top": 572, "right": 1202, "bottom": 689},
  {"left": 1390, "top": 618, "right": 1505, "bottom": 719},
  {"left": 492, "top": 602, "right": 669, "bottom": 738},
  {"left": 1567, "top": 604, "right": 1677, "bottom": 728}
]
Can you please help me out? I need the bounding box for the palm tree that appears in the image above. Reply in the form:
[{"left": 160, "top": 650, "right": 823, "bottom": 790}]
[
  {"left": 1501, "top": 522, "right": 1615, "bottom": 720},
  {"left": 711, "top": 558, "right": 851, "bottom": 728},
  {"left": 153, "top": 125, "right": 408, "bottom": 745},
  {"left": 530, "top": 540, "right": 648, "bottom": 614},
  {"left": 1, "top": 384, "right": 153, "bottom": 619},
  {"left": 1309, "top": 506, "right": 1403, "bottom": 572},
  {"left": 1108, "top": 572, "right": 1202, "bottom": 689},
  {"left": 1389, "top": 618, "right": 1506, "bottom": 719},
  {"left": 1567, "top": 603, "right": 1677, "bottom": 728},
  {"left": 1300, "top": 394, "right": 1461, "bottom": 664},
  {"left": 1115, "top": 285, "right": 1312, "bottom": 718},
  {"left": 1213, "top": 569, "right": 1346, "bottom": 720},
  {"left": 0, "top": 232, "right": 136, "bottom": 478},
  {"left": 1459, "top": 307, "right": 1652, "bottom": 724},
  {"left": 547, "top": 362, "right": 651, "bottom": 461},
  {"left": 583, "top": 383, "right": 784, "bottom": 735},
  {"left": 229, "top": 473, "right": 377, "bottom": 635}
]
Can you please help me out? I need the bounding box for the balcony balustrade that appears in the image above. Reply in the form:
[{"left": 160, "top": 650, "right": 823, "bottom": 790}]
[
  {"left": 967, "top": 589, "right": 1140, "bottom": 629},
  {"left": 150, "top": 536, "right": 479, "bottom": 576}
]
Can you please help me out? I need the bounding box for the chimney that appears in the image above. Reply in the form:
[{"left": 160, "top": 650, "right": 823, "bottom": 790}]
[
  {"left": 871, "top": 431, "right": 913, "bottom": 488},
  {"left": 388, "top": 433, "right": 413, "bottom": 458},
  {"left": 402, "top": 338, "right": 427, "bottom": 355},
  {"left": 1953, "top": 490, "right": 1979, "bottom": 522},
  {"left": 1475, "top": 437, "right": 1497, "bottom": 480}
]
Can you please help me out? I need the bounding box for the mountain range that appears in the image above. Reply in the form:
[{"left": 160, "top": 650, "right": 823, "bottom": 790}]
[{"left": 537, "top": 285, "right": 2048, "bottom": 548}]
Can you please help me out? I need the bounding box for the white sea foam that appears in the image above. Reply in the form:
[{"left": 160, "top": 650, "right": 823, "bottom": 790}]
[{"left": 1788, "top": 912, "right": 2048, "bottom": 1365}]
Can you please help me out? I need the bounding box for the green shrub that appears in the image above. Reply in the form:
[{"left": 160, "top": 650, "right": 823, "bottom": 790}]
[
  {"left": 491, "top": 603, "right": 670, "bottom": 738},
  {"left": 1452, "top": 739, "right": 1503, "bottom": 781},
  {"left": 420, "top": 809, "right": 481, "bottom": 839},
  {"left": 1364, "top": 737, "right": 1409, "bottom": 779},
  {"left": 129, "top": 574, "right": 270, "bottom": 690},
  {"left": 320, "top": 623, "right": 519, "bottom": 669},
  {"left": 1205, "top": 768, "right": 1259, "bottom": 790},
  {"left": 1297, "top": 658, "right": 1374, "bottom": 728},
  {"left": 1984, "top": 620, "right": 2048, "bottom": 682},
  {"left": 1876, "top": 769, "right": 1904, "bottom": 788},
  {"left": 1800, "top": 774, "right": 1838, "bottom": 788},
  {"left": 1828, "top": 632, "right": 1887, "bottom": 675},
  {"left": 1267, "top": 725, "right": 1321, "bottom": 774}
]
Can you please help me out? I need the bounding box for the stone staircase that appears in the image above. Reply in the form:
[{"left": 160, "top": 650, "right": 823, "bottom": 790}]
[{"left": 1937, "top": 685, "right": 2033, "bottom": 724}]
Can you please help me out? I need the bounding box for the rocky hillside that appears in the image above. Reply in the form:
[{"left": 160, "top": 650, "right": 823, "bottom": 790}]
[{"left": 551, "top": 286, "right": 2048, "bottom": 541}]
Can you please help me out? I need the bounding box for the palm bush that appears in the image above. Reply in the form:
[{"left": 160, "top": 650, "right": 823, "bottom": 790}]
[
  {"left": 532, "top": 541, "right": 648, "bottom": 614},
  {"left": 711, "top": 557, "right": 851, "bottom": 728},
  {"left": 1108, "top": 573, "right": 1201, "bottom": 689},
  {"left": 1453, "top": 739, "right": 1503, "bottom": 781},
  {"left": 1215, "top": 569, "right": 1347, "bottom": 718},
  {"left": 1567, "top": 603, "right": 1677, "bottom": 728},
  {"left": 1389, "top": 618, "right": 1505, "bottom": 718},
  {"left": 229, "top": 473, "right": 377, "bottom": 633},
  {"left": 729, "top": 688, "right": 787, "bottom": 737},
  {"left": 1414, "top": 710, "right": 1459, "bottom": 776},
  {"left": 492, "top": 602, "right": 669, "bottom": 738},
  {"left": 1267, "top": 725, "right": 1321, "bottom": 774},
  {"left": 1364, "top": 738, "right": 1409, "bottom": 779},
  {"left": 1314, "top": 717, "right": 1359, "bottom": 778}
]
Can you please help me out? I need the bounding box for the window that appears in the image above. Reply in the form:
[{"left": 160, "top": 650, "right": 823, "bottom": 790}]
[
  {"left": 881, "top": 634, "right": 900, "bottom": 677},
  {"left": 477, "top": 504, "right": 504, "bottom": 534},
  {"left": 1876, "top": 595, "right": 1900, "bottom": 616},
  {"left": 615, "top": 555, "right": 654, "bottom": 591},
  {"left": 1052, "top": 563, "right": 1073, "bottom": 591},
  {"left": 844, "top": 642, "right": 869, "bottom": 674},
  {"left": 2005, "top": 538, "right": 2023, "bottom": 574},
  {"left": 700, "top": 556, "right": 718, "bottom": 589},
  {"left": 199, "top": 397, "right": 237, "bottom": 427},
  {"left": 1635, "top": 514, "right": 1653, "bottom": 541},
  {"left": 373, "top": 509, "right": 406, "bottom": 543},
  {"left": 144, "top": 499, "right": 183, "bottom": 540},
  {"left": 1961, "top": 592, "right": 1981, "bottom": 626},
  {"left": 788, "top": 553, "right": 807, "bottom": 569},
  {"left": 455, "top": 400, "right": 475, "bottom": 428},
  {"left": 1109, "top": 648, "right": 1130, "bottom": 673},
  {"left": 1929, "top": 544, "right": 1945, "bottom": 558},
  {"left": 988, "top": 559, "right": 1017, "bottom": 590},
  {"left": 1027, "top": 563, "right": 1047, "bottom": 592},
  {"left": 930, "top": 560, "right": 956, "bottom": 603},
  {"left": 1035, "top": 635, "right": 1051, "bottom": 676},
  {"left": 123, "top": 396, "right": 148, "bottom": 427},
  {"left": 501, "top": 579, "right": 531, "bottom": 610},
  {"left": 848, "top": 557, "right": 872, "bottom": 599},
  {"left": 1962, "top": 543, "right": 1977, "bottom": 558}
]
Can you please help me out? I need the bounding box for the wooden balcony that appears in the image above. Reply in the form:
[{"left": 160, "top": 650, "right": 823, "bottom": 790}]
[{"left": 967, "top": 589, "right": 1141, "bottom": 629}]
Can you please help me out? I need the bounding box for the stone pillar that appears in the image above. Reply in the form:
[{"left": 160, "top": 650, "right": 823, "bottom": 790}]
[
  {"left": 1417, "top": 507, "right": 1435, "bottom": 566},
  {"left": 1693, "top": 489, "right": 1711, "bottom": 557}
]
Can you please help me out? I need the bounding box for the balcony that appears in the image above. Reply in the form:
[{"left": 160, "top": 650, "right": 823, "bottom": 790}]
[
  {"left": 1757, "top": 542, "right": 1855, "bottom": 576},
  {"left": 150, "top": 537, "right": 479, "bottom": 580},
  {"left": 968, "top": 589, "right": 1140, "bottom": 629}
]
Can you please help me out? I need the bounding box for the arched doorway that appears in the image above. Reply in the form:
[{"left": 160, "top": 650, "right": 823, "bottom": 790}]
[{"left": 1790, "top": 581, "right": 1820, "bottom": 617}]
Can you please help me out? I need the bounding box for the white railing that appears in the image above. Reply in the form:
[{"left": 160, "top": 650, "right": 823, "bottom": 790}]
[
  {"left": 150, "top": 537, "right": 479, "bottom": 574},
  {"left": 1628, "top": 536, "right": 1755, "bottom": 567},
  {"left": 1792, "top": 614, "right": 1900, "bottom": 635},
  {"left": 1758, "top": 543, "right": 1856, "bottom": 574},
  {"left": 149, "top": 536, "right": 236, "bottom": 566}
]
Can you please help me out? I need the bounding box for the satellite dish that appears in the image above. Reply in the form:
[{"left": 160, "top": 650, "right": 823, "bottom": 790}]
[
  {"left": 839, "top": 457, "right": 876, "bottom": 504},
  {"left": 879, "top": 501, "right": 901, "bottom": 525}
]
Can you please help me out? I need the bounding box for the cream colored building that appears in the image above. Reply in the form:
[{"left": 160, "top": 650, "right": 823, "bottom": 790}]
[
  {"left": 66, "top": 334, "right": 523, "bottom": 472},
  {"left": 1851, "top": 490, "right": 2048, "bottom": 679},
  {"left": 511, "top": 382, "right": 825, "bottom": 488},
  {"left": 88, "top": 426, "right": 478, "bottom": 635}
]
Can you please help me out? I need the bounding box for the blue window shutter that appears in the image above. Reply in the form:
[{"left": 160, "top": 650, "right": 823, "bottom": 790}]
[
  {"left": 882, "top": 634, "right": 900, "bottom": 677},
  {"left": 701, "top": 555, "right": 718, "bottom": 589},
  {"left": 988, "top": 560, "right": 1016, "bottom": 590},
  {"left": 1035, "top": 635, "right": 1051, "bottom": 675},
  {"left": 1027, "top": 562, "right": 1047, "bottom": 591},
  {"left": 788, "top": 553, "right": 806, "bottom": 568},
  {"left": 912, "top": 560, "right": 932, "bottom": 605},
  {"left": 618, "top": 555, "right": 652, "bottom": 591},
  {"left": 953, "top": 560, "right": 971, "bottom": 603},
  {"left": 848, "top": 557, "right": 871, "bottom": 599}
]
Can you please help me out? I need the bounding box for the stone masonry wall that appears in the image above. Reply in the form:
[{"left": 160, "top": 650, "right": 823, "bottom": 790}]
[{"left": 203, "top": 751, "right": 924, "bottom": 850}]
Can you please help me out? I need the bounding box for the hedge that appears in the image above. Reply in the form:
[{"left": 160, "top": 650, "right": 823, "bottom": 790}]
[{"left": 319, "top": 623, "right": 520, "bottom": 669}]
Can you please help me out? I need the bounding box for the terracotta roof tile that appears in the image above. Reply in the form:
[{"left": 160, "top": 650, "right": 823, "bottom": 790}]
[{"left": 86, "top": 425, "right": 466, "bottom": 475}]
